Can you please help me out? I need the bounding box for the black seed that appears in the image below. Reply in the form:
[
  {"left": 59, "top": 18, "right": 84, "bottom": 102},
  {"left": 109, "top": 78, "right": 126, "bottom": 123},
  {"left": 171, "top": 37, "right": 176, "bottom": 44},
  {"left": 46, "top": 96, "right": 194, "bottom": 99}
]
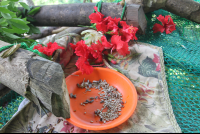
[
  {"left": 89, "top": 100, "right": 94, "bottom": 103},
  {"left": 73, "top": 95, "right": 76, "bottom": 98},
  {"left": 86, "top": 100, "right": 90, "bottom": 102},
  {"left": 77, "top": 84, "right": 80, "bottom": 88},
  {"left": 100, "top": 118, "right": 103, "bottom": 122},
  {"left": 95, "top": 96, "right": 98, "bottom": 99},
  {"left": 83, "top": 102, "right": 88, "bottom": 104},
  {"left": 90, "top": 97, "right": 94, "bottom": 100},
  {"left": 70, "top": 93, "right": 73, "bottom": 98}
]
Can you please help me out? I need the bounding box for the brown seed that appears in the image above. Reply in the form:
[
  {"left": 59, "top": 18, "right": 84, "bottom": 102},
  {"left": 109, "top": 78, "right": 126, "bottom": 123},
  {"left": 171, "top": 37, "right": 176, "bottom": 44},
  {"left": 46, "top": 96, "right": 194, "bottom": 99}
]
[
  {"left": 83, "top": 102, "right": 88, "bottom": 104},
  {"left": 90, "top": 97, "right": 94, "bottom": 100}
]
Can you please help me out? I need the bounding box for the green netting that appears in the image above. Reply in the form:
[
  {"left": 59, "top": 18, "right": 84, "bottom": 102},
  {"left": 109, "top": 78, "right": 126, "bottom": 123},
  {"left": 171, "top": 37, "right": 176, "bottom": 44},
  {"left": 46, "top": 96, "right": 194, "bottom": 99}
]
[
  {"left": 0, "top": 91, "right": 24, "bottom": 129},
  {"left": 0, "top": 0, "right": 200, "bottom": 133},
  {"left": 137, "top": 7, "right": 200, "bottom": 134}
]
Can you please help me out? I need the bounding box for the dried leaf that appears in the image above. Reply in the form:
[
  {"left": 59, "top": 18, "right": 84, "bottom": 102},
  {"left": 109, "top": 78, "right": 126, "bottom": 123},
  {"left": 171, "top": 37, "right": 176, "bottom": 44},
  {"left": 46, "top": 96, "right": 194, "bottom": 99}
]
[{"left": 1, "top": 44, "right": 21, "bottom": 58}]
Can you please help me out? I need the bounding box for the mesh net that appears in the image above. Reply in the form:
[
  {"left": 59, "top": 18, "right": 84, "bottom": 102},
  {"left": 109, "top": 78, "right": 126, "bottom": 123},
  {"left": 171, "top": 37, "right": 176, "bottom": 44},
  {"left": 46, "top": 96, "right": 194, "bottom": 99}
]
[{"left": 0, "top": 0, "right": 200, "bottom": 133}]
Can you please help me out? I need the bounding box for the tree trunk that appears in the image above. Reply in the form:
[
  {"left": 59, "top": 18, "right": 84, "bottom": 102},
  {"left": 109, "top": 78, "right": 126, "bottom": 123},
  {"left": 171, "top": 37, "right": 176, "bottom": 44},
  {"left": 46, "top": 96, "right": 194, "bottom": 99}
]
[
  {"left": 126, "top": 0, "right": 200, "bottom": 24},
  {"left": 30, "top": 3, "right": 147, "bottom": 34},
  {"left": 0, "top": 40, "right": 70, "bottom": 118}
]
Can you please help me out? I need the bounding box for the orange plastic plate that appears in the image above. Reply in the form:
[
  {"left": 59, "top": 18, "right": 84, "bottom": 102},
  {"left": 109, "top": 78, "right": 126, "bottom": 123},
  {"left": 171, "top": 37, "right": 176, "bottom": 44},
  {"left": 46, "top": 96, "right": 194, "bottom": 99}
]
[{"left": 65, "top": 67, "right": 137, "bottom": 130}]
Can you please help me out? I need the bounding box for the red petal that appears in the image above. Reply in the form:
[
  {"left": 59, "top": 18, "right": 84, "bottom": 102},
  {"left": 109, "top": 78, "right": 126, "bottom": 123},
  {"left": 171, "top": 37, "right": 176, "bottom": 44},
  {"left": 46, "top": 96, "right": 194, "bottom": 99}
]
[
  {"left": 153, "top": 23, "right": 165, "bottom": 33},
  {"left": 101, "top": 36, "right": 112, "bottom": 49},
  {"left": 76, "top": 57, "right": 93, "bottom": 75},
  {"left": 96, "top": 22, "right": 108, "bottom": 33},
  {"left": 75, "top": 40, "right": 88, "bottom": 58},
  {"left": 70, "top": 43, "right": 77, "bottom": 50},
  {"left": 157, "top": 15, "right": 165, "bottom": 26}
]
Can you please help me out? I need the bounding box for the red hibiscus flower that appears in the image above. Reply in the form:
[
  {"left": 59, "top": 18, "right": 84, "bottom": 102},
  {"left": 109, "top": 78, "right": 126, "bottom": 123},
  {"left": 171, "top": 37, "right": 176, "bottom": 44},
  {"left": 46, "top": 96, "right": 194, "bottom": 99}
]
[
  {"left": 89, "top": 6, "right": 104, "bottom": 24},
  {"left": 111, "top": 35, "right": 130, "bottom": 56},
  {"left": 33, "top": 44, "right": 44, "bottom": 52},
  {"left": 107, "top": 17, "right": 121, "bottom": 35},
  {"left": 76, "top": 56, "right": 93, "bottom": 75},
  {"left": 74, "top": 40, "right": 89, "bottom": 58},
  {"left": 33, "top": 42, "right": 65, "bottom": 56},
  {"left": 101, "top": 35, "right": 112, "bottom": 49},
  {"left": 153, "top": 15, "right": 176, "bottom": 34},
  {"left": 119, "top": 21, "right": 138, "bottom": 42},
  {"left": 89, "top": 40, "right": 104, "bottom": 63}
]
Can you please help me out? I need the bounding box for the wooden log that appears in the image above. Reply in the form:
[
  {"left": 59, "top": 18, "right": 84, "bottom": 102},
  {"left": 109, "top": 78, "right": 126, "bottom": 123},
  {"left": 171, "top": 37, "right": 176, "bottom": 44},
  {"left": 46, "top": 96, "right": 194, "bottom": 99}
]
[
  {"left": 0, "top": 40, "right": 70, "bottom": 118},
  {"left": 126, "top": 0, "right": 200, "bottom": 24},
  {"left": 30, "top": 3, "right": 147, "bottom": 34}
]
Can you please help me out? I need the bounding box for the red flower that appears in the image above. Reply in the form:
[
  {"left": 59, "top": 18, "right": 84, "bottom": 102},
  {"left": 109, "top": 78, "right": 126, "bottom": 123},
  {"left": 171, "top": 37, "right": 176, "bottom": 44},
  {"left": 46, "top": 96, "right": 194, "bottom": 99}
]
[
  {"left": 107, "top": 17, "right": 121, "bottom": 35},
  {"left": 101, "top": 35, "right": 112, "bottom": 49},
  {"left": 96, "top": 21, "right": 108, "bottom": 33},
  {"left": 111, "top": 35, "right": 130, "bottom": 56},
  {"left": 33, "top": 44, "right": 44, "bottom": 52},
  {"left": 89, "top": 6, "right": 104, "bottom": 24},
  {"left": 119, "top": 21, "right": 138, "bottom": 42},
  {"left": 74, "top": 40, "right": 89, "bottom": 58},
  {"left": 70, "top": 43, "right": 77, "bottom": 50},
  {"left": 33, "top": 42, "right": 65, "bottom": 56},
  {"left": 76, "top": 57, "right": 93, "bottom": 75},
  {"left": 153, "top": 15, "right": 176, "bottom": 34},
  {"left": 89, "top": 40, "right": 104, "bottom": 63}
]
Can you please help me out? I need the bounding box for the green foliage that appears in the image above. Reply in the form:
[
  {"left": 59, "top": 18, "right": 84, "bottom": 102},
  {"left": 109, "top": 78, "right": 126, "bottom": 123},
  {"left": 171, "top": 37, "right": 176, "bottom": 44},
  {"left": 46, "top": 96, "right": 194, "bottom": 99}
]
[{"left": 0, "top": 0, "right": 41, "bottom": 45}]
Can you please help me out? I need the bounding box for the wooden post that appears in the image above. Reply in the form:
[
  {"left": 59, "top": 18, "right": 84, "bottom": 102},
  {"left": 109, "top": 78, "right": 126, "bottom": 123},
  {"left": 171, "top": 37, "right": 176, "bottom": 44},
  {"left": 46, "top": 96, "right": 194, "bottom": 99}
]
[{"left": 0, "top": 40, "right": 70, "bottom": 118}]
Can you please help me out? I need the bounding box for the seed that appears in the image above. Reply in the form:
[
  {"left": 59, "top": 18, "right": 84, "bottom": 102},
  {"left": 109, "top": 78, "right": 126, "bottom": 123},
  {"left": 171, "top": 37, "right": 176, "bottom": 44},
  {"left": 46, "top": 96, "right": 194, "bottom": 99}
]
[
  {"left": 74, "top": 110, "right": 76, "bottom": 112},
  {"left": 100, "top": 118, "right": 103, "bottom": 122},
  {"left": 73, "top": 95, "right": 76, "bottom": 98},
  {"left": 69, "top": 93, "right": 73, "bottom": 98},
  {"left": 89, "top": 100, "right": 94, "bottom": 103},
  {"left": 90, "top": 97, "right": 94, "bottom": 100},
  {"left": 80, "top": 103, "right": 83, "bottom": 106},
  {"left": 84, "top": 112, "right": 86, "bottom": 114},
  {"left": 86, "top": 100, "right": 90, "bottom": 102},
  {"left": 90, "top": 120, "right": 93, "bottom": 123},
  {"left": 95, "top": 96, "right": 98, "bottom": 99},
  {"left": 100, "top": 100, "right": 104, "bottom": 103},
  {"left": 124, "top": 101, "right": 127, "bottom": 104},
  {"left": 77, "top": 83, "right": 80, "bottom": 88},
  {"left": 83, "top": 102, "right": 88, "bottom": 104},
  {"left": 89, "top": 84, "right": 92, "bottom": 88}
]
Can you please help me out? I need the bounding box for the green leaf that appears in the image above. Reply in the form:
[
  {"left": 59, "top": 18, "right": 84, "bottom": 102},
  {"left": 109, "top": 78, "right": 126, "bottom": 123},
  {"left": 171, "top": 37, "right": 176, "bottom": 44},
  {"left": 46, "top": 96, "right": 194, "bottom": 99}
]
[
  {"left": 19, "top": 2, "right": 30, "bottom": 10},
  {"left": 7, "top": 1, "right": 18, "bottom": 12},
  {"left": 1, "top": 12, "right": 12, "bottom": 19},
  {"left": 11, "top": 25, "right": 28, "bottom": 34},
  {"left": 26, "top": 16, "right": 35, "bottom": 22},
  {"left": 0, "top": 7, "right": 13, "bottom": 14},
  {"left": 7, "top": 18, "right": 30, "bottom": 30},
  {"left": 8, "top": 0, "right": 19, "bottom": 2},
  {"left": 0, "top": 1, "right": 10, "bottom": 6},
  {"left": 22, "top": 18, "right": 30, "bottom": 24},
  {"left": 3, "top": 31, "right": 20, "bottom": 39},
  {"left": 28, "top": 7, "right": 41, "bottom": 15},
  {"left": 29, "top": 24, "right": 40, "bottom": 34}
]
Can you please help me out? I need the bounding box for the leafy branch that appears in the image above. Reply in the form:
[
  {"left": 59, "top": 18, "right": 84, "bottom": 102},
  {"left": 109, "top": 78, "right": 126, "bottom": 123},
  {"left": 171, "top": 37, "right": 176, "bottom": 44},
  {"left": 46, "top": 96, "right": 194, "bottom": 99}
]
[{"left": 0, "top": 0, "right": 41, "bottom": 45}]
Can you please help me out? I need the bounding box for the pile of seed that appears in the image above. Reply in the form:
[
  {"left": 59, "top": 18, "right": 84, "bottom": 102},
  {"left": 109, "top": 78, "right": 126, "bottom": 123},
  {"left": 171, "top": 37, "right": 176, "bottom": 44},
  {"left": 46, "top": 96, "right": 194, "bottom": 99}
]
[{"left": 77, "top": 79, "right": 125, "bottom": 124}]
